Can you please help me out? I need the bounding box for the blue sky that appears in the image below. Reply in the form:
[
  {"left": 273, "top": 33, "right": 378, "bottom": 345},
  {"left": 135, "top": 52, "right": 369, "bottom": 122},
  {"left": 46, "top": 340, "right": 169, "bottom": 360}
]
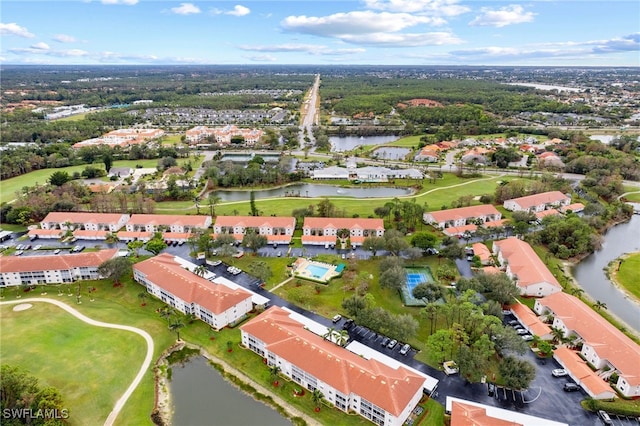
[{"left": 1, "top": 0, "right": 639, "bottom": 66}]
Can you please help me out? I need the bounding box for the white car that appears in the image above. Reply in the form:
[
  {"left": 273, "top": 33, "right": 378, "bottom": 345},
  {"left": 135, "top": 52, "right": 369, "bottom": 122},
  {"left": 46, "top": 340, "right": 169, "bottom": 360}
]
[{"left": 552, "top": 369, "right": 568, "bottom": 377}]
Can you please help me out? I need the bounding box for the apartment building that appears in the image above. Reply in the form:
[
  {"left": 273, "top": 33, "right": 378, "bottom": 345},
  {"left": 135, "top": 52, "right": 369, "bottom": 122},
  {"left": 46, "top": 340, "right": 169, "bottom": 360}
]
[
  {"left": 213, "top": 216, "right": 296, "bottom": 245},
  {"left": 503, "top": 191, "right": 570, "bottom": 213},
  {"left": 301, "top": 217, "right": 385, "bottom": 248},
  {"left": 423, "top": 205, "right": 502, "bottom": 229}
]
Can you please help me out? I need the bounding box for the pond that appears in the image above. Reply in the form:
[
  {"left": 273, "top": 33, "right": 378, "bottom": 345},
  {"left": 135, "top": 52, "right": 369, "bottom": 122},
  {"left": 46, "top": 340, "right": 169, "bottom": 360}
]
[
  {"left": 211, "top": 183, "right": 414, "bottom": 202},
  {"left": 572, "top": 207, "right": 640, "bottom": 333},
  {"left": 329, "top": 135, "right": 398, "bottom": 152},
  {"left": 170, "top": 356, "right": 291, "bottom": 426},
  {"left": 371, "top": 147, "right": 411, "bottom": 161}
]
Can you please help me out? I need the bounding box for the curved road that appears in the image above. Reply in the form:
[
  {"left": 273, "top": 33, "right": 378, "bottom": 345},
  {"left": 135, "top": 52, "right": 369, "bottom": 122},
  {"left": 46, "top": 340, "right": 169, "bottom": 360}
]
[{"left": 0, "top": 298, "right": 155, "bottom": 426}]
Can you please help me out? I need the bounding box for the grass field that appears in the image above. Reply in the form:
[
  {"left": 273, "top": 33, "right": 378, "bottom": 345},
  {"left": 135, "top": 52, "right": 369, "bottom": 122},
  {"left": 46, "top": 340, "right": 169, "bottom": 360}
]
[
  {"left": 0, "top": 156, "right": 202, "bottom": 204},
  {"left": 0, "top": 301, "right": 147, "bottom": 425},
  {"left": 613, "top": 252, "right": 640, "bottom": 300}
]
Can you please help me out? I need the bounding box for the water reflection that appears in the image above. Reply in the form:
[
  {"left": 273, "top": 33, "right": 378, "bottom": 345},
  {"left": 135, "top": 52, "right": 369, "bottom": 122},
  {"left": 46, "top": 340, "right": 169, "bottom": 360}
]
[{"left": 329, "top": 135, "right": 398, "bottom": 152}]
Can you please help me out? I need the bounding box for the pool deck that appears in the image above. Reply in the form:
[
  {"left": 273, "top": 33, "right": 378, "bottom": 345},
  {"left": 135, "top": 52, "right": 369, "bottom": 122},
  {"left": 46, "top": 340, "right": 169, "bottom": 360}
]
[{"left": 292, "top": 258, "right": 342, "bottom": 283}]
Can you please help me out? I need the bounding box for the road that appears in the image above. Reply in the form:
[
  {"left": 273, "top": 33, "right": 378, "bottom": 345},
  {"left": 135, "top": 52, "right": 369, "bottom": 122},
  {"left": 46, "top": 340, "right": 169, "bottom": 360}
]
[
  {"left": 0, "top": 298, "right": 155, "bottom": 426},
  {"left": 299, "top": 74, "right": 320, "bottom": 150}
]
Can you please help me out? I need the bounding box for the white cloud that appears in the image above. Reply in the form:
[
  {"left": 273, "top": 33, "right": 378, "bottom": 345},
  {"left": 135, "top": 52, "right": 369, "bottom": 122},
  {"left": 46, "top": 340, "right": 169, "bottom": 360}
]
[
  {"left": 31, "top": 42, "right": 50, "bottom": 50},
  {"left": 282, "top": 11, "right": 444, "bottom": 37},
  {"left": 9, "top": 47, "right": 89, "bottom": 57},
  {"left": 238, "top": 43, "right": 366, "bottom": 56},
  {"left": 171, "top": 3, "right": 201, "bottom": 15},
  {"left": 101, "top": 0, "right": 138, "bottom": 5},
  {"left": 53, "top": 34, "right": 77, "bottom": 43},
  {"left": 363, "top": 0, "right": 470, "bottom": 16},
  {"left": 341, "top": 31, "right": 462, "bottom": 47},
  {"left": 0, "top": 23, "right": 35, "bottom": 38},
  {"left": 211, "top": 4, "right": 250, "bottom": 17},
  {"left": 244, "top": 54, "right": 277, "bottom": 62},
  {"left": 470, "top": 5, "right": 535, "bottom": 28}
]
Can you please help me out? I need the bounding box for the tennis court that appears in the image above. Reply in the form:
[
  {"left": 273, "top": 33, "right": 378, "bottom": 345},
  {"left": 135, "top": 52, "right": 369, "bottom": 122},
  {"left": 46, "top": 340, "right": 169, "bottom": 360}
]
[{"left": 401, "top": 268, "right": 436, "bottom": 306}]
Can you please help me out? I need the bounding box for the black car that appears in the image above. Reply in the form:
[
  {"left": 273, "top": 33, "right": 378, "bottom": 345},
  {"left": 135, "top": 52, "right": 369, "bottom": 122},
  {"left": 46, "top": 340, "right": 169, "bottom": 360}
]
[
  {"left": 563, "top": 383, "right": 580, "bottom": 392},
  {"left": 380, "top": 337, "right": 391, "bottom": 347},
  {"left": 343, "top": 319, "right": 354, "bottom": 329}
]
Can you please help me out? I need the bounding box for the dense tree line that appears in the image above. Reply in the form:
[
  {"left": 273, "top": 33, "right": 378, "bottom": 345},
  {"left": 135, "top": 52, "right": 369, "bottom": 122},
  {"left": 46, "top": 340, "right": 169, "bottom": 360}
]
[
  {"left": 203, "top": 156, "right": 299, "bottom": 189},
  {"left": 0, "top": 364, "right": 68, "bottom": 425}
]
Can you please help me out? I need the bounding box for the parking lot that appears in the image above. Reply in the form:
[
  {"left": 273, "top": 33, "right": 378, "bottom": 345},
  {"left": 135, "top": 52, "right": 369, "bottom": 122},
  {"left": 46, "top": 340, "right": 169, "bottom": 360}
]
[{"left": 340, "top": 319, "right": 418, "bottom": 361}]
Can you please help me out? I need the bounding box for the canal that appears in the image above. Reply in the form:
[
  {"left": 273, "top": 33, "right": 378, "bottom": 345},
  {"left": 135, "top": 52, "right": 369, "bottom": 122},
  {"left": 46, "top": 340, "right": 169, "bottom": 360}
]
[
  {"left": 572, "top": 207, "right": 640, "bottom": 333},
  {"left": 170, "top": 356, "right": 291, "bottom": 426}
]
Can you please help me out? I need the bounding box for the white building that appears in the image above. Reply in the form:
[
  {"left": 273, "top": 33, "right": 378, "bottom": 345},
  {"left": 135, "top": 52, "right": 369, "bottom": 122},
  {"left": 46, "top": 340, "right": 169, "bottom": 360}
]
[
  {"left": 423, "top": 205, "right": 502, "bottom": 229},
  {"left": 301, "top": 217, "right": 385, "bottom": 247},
  {"left": 0, "top": 249, "right": 118, "bottom": 286},
  {"left": 241, "top": 306, "right": 431, "bottom": 426},
  {"left": 133, "top": 254, "right": 253, "bottom": 330},
  {"left": 503, "top": 191, "right": 570, "bottom": 213},
  {"left": 30, "top": 212, "right": 130, "bottom": 240},
  {"left": 213, "top": 216, "right": 296, "bottom": 245}
]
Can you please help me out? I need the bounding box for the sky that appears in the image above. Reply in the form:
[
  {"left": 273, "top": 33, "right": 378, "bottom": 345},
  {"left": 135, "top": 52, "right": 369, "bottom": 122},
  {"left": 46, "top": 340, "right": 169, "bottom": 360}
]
[{"left": 1, "top": 0, "right": 639, "bottom": 66}]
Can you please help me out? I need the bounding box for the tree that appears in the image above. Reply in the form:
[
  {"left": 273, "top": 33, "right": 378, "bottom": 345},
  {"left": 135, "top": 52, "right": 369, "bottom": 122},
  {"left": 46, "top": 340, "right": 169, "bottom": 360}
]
[
  {"left": 426, "top": 329, "right": 454, "bottom": 363},
  {"left": 248, "top": 261, "right": 272, "bottom": 283},
  {"left": 411, "top": 232, "right": 438, "bottom": 252},
  {"left": 249, "top": 191, "right": 259, "bottom": 216},
  {"left": 48, "top": 170, "right": 70, "bottom": 187},
  {"left": 499, "top": 356, "right": 536, "bottom": 390},
  {"left": 103, "top": 152, "right": 113, "bottom": 172},
  {"left": 336, "top": 329, "right": 349, "bottom": 347},
  {"left": 241, "top": 230, "right": 267, "bottom": 253},
  {"left": 379, "top": 266, "right": 406, "bottom": 290},
  {"left": 392, "top": 313, "right": 419, "bottom": 342},
  {"left": 169, "top": 320, "right": 184, "bottom": 341},
  {"left": 207, "top": 194, "right": 222, "bottom": 217},
  {"left": 97, "top": 257, "right": 132, "bottom": 285},
  {"left": 423, "top": 303, "right": 438, "bottom": 335},
  {"left": 323, "top": 326, "right": 336, "bottom": 341},
  {"left": 362, "top": 236, "right": 386, "bottom": 257},
  {"left": 311, "top": 389, "right": 323, "bottom": 411},
  {"left": 269, "top": 365, "right": 281, "bottom": 386},
  {"left": 138, "top": 292, "right": 148, "bottom": 306},
  {"left": 145, "top": 238, "right": 167, "bottom": 255},
  {"left": 193, "top": 264, "right": 207, "bottom": 278},
  {"left": 127, "top": 240, "right": 145, "bottom": 257},
  {"left": 412, "top": 282, "right": 444, "bottom": 303}
]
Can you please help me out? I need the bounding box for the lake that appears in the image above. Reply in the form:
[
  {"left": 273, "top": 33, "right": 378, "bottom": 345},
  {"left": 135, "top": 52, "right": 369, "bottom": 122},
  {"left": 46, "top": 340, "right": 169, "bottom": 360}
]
[
  {"left": 329, "top": 135, "right": 398, "bottom": 152},
  {"left": 572, "top": 207, "right": 640, "bottom": 333},
  {"left": 170, "top": 356, "right": 291, "bottom": 426},
  {"left": 371, "top": 147, "right": 411, "bottom": 160},
  {"left": 211, "top": 183, "right": 413, "bottom": 202}
]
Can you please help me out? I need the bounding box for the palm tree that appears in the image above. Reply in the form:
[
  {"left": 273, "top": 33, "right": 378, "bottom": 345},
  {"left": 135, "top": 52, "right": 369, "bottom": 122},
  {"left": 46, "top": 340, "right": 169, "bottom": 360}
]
[
  {"left": 168, "top": 320, "right": 184, "bottom": 341},
  {"left": 337, "top": 329, "right": 349, "bottom": 347},
  {"left": 269, "top": 365, "right": 281, "bottom": 386},
  {"left": 550, "top": 326, "right": 565, "bottom": 344},
  {"left": 138, "top": 292, "right": 148, "bottom": 306},
  {"left": 594, "top": 300, "right": 607, "bottom": 311},
  {"left": 194, "top": 264, "right": 207, "bottom": 278},
  {"left": 570, "top": 287, "right": 584, "bottom": 300},
  {"left": 311, "top": 389, "right": 323, "bottom": 412},
  {"left": 323, "top": 326, "right": 336, "bottom": 341},
  {"left": 207, "top": 194, "right": 222, "bottom": 218},
  {"left": 159, "top": 307, "right": 175, "bottom": 323}
]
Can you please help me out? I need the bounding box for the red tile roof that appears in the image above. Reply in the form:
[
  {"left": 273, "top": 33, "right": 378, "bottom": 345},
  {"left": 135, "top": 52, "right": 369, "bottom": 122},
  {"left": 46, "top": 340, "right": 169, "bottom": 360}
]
[
  {"left": 426, "top": 205, "right": 501, "bottom": 224},
  {"left": 443, "top": 224, "right": 477, "bottom": 236},
  {"left": 134, "top": 254, "right": 251, "bottom": 315},
  {"left": 450, "top": 400, "right": 519, "bottom": 426},
  {"left": 539, "top": 292, "right": 640, "bottom": 386},
  {"left": 471, "top": 243, "right": 492, "bottom": 263},
  {"left": 509, "top": 302, "right": 552, "bottom": 337},
  {"left": 554, "top": 347, "right": 615, "bottom": 397},
  {"left": 0, "top": 249, "right": 118, "bottom": 272},
  {"left": 303, "top": 217, "right": 384, "bottom": 231},
  {"left": 241, "top": 307, "right": 426, "bottom": 417},
  {"left": 42, "top": 212, "right": 127, "bottom": 225},
  {"left": 505, "top": 191, "right": 569, "bottom": 210},
  {"left": 214, "top": 216, "right": 295, "bottom": 229},
  {"left": 128, "top": 214, "right": 210, "bottom": 227},
  {"left": 494, "top": 237, "right": 561, "bottom": 291}
]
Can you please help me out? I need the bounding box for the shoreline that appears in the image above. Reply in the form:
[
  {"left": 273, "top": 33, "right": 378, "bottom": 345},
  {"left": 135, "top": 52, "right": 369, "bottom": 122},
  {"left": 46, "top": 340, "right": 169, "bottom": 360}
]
[
  {"left": 153, "top": 341, "right": 321, "bottom": 426},
  {"left": 606, "top": 252, "right": 640, "bottom": 306}
]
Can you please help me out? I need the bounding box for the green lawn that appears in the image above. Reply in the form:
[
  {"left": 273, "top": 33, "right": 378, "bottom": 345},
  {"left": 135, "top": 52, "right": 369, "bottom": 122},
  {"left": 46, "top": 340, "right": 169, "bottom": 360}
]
[
  {"left": 0, "top": 301, "right": 147, "bottom": 425},
  {"left": 622, "top": 192, "right": 640, "bottom": 202},
  {"left": 614, "top": 252, "right": 640, "bottom": 300}
]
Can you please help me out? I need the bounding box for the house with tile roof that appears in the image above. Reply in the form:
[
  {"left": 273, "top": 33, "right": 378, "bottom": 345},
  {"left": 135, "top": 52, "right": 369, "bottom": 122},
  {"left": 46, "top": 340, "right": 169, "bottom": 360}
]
[
  {"left": 213, "top": 216, "right": 296, "bottom": 245},
  {"left": 31, "top": 212, "right": 130, "bottom": 240},
  {"left": 301, "top": 217, "right": 384, "bottom": 248},
  {"left": 534, "top": 292, "right": 640, "bottom": 398},
  {"left": 553, "top": 347, "right": 617, "bottom": 400},
  {"left": 509, "top": 301, "right": 552, "bottom": 340},
  {"left": 559, "top": 203, "right": 585, "bottom": 214},
  {"left": 133, "top": 254, "right": 253, "bottom": 330},
  {"left": 73, "top": 128, "right": 164, "bottom": 149},
  {"left": 124, "top": 214, "right": 211, "bottom": 235},
  {"left": 423, "top": 205, "right": 502, "bottom": 229},
  {"left": 446, "top": 397, "right": 568, "bottom": 426},
  {"left": 503, "top": 191, "right": 570, "bottom": 213},
  {"left": 0, "top": 249, "right": 118, "bottom": 286},
  {"left": 241, "top": 306, "right": 430, "bottom": 426},
  {"left": 471, "top": 242, "right": 493, "bottom": 266},
  {"left": 493, "top": 237, "right": 562, "bottom": 297},
  {"left": 185, "top": 125, "right": 264, "bottom": 146}
]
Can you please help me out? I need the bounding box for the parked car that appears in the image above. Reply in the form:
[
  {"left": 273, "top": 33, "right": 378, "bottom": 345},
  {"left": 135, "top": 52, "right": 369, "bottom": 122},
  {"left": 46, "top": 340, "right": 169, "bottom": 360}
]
[
  {"left": 552, "top": 369, "right": 568, "bottom": 377},
  {"left": 508, "top": 320, "right": 520, "bottom": 326},
  {"left": 53, "top": 249, "right": 61, "bottom": 255},
  {"left": 597, "top": 410, "right": 612, "bottom": 425},
  {"left": 516, "top": 328, "right": 529, "bottom": 335},
  {"left": 380, "top": 337, "right": 391, "bottom": 347},
  {"left": 399, "top": 344, "right": 411, "bottom": 355},
  {"left": 563, "top": 383, "right": 580, "bottom": 392},
  {"left": 33, "top": 244, "right": 42, "bottom": 250},
  {"left": 343, "top": 319, "right": 354, "bottom": 329},
  {"left": 387, "top": 339, "right": 398, "bottom": 349},
  {"left": 332, "top": 314, "right": 342, "bottom": 323},
  {"left": 521, "top": 334, "right": 534, "bottom": 341}
]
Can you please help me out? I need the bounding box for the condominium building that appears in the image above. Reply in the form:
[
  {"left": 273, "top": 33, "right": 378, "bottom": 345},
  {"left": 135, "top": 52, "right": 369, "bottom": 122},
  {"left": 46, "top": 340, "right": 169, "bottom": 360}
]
[
  {"left": 213, "top": 216, "right": 296, "bottom": 245},
  {"left": 241, "top": 306, "right": 430, "bottom": 426},
  {"left": 493, "top": 237, "right": 562, "bottom": 297},
  {"left": 185, "top": 125, "right": 264, "bottom": 145},
  {"left": 301, "top": 217, "right": 385, "bottom": 248},
  {"left": 535, "top": 292, "right": 640, "bottom": 398},
  {"left": 0, "top": 249, "right": 118, "bottom": 286},
  {"left": 133, "top": 254, "right": 253, "bottom": 330},
  {"left": 30, "top": 212, "right": 130, "bottom": 240},
  {"left": 423, "top": 205, "right": 502, "bottom": 229},
  {"left": 503, "top": 191, "right": 570, "bottom": 213}
]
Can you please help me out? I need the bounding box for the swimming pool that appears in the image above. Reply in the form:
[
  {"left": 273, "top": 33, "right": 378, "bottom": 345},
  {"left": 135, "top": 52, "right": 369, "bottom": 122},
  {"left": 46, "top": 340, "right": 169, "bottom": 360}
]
[{"left": 306, "top": 264, "right": 330, "bottom": 278}]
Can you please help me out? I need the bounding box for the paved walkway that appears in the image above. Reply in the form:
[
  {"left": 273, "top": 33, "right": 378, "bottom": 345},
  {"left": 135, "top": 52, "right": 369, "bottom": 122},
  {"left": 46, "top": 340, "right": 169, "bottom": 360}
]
[
  {"left": 269, "top": 276, "right": 294, "bottom": 292},
  {"left": 0, "top": 297, "right": 154, "bottom": 426}
]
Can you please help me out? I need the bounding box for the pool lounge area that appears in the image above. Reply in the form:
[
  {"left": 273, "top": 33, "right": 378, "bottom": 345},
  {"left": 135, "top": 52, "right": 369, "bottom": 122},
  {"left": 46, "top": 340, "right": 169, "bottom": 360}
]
[
  {"left": 401, "top": 267, "right": 436, "bottom": 306},
  {"left": 293, "top": 258, "right": 344, "bottom": 283}
]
